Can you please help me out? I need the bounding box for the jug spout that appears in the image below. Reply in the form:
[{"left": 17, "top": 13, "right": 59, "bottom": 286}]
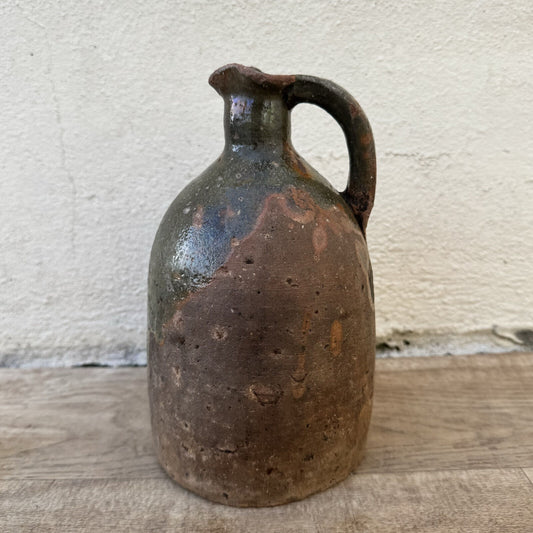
[{"left": 209, "top": 63, "right": 295, "bottom": 96}]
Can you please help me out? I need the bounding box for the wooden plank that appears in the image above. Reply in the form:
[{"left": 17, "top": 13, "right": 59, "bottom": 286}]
[
  {"left": 0, "top": 368, "right": 159, "bottom": 480},
  {"left": 1, "top": 353, "right": 532, "bottom": 481},
  {"left": 1, "top": 468, "right": 532, "bottom": 532},
  {"left": 376, "top": 350, "right": 533, "bottom": 372},
  {"left": 364, "top": 351, "right": 533, "bottom": 473}
]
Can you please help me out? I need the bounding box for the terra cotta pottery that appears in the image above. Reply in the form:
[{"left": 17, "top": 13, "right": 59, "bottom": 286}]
[{"left": 148, "top": 63, "right": 377, "bottom": 507}]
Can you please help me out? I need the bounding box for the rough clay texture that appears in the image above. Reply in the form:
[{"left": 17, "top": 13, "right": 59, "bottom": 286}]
[
  {"left": 1, "top": 1, "right": 532, "bottom": 366},
  {"left": 149, "top": 187, "right": 374, "bottom": 506}
]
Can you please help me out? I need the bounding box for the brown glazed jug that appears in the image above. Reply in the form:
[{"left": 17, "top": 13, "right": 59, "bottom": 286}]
[{"left": 148, "top": 64, "right": 376, "bottom": 507}]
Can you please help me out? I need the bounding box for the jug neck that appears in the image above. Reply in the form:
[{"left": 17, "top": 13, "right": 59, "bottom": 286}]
[
  {"left": 209, "top": 64, "right": 296, "bottom": 156},
  {"left": 222, "top": 93, "right": 291, "bottom": 154}
]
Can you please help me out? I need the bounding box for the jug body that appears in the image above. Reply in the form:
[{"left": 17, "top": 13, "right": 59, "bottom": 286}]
[{"left": 148, "top": 64, "right": 376, "bottom": 507}]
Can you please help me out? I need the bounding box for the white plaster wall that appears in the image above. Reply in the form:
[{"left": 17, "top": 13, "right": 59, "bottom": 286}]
[{"left": 1, "top": 0, "right": 532, "bottom": 366}]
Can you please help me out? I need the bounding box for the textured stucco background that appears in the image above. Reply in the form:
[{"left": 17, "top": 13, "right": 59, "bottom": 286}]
[{"left": 1, "top": 1, "right": 532, "bottom": 367}]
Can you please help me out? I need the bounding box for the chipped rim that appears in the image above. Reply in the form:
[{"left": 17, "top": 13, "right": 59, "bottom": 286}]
[{"left": 209, "top": 63, "right": 296, "bottom": 95}]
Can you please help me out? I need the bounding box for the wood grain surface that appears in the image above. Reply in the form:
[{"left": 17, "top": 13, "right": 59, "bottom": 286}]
[{"left": 1, "top": 352, "right": 532, "bottom": 532}]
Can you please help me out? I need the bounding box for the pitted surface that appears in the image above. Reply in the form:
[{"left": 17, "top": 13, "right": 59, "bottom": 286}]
[{"left": 149, "top": 188, "right": 375, "bottom": 506}]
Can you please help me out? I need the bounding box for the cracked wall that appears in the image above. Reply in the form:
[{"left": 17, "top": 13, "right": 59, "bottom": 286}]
[{"left": 0, "top": 1, "right": 532, "bottom": 366}]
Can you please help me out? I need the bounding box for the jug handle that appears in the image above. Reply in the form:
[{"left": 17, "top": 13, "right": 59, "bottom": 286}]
[{"left": 283, "top": 76, "right": 376, "bottom": 235}]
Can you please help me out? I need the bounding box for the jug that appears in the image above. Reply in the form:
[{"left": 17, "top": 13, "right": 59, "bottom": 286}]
[{"left": 148, "top": 64, "right": 376, "bottom": 507}]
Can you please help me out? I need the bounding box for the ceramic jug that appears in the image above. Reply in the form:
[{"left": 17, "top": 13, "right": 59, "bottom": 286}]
[{"left": 148, "top": 64, "right": 376, "bottom": 507}]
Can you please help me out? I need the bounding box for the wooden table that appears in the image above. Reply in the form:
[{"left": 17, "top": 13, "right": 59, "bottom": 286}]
[{"left": 2, "top": 352, "right": 532, "bottom": 532}]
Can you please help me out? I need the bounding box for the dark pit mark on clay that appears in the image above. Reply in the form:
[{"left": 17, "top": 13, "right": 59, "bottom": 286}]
[
  {"left": 250, "top": 383, "right": 283, "bottom": 406},
  {"left": 291, "top": 367, "right": 307, "bottom": 383},
  {"left": 211, "top": 325, "right": 228, "bottom": 341},
  {"left": 217, "top": 445, "right": 238, "bottom": 454}
]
